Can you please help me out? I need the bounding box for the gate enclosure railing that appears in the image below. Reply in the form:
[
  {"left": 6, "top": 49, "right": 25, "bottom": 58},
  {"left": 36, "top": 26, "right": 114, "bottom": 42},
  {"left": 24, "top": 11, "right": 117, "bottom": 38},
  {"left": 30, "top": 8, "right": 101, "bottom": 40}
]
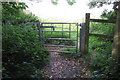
[
  {"left": 27, "top": 13, "right": 116, "bottom": 54},
  {"left": 80, "top": 13, "right": 116, "bottom": 55},
  {"left": 27, "top": 22, "right": 80, "bottom": 53}
]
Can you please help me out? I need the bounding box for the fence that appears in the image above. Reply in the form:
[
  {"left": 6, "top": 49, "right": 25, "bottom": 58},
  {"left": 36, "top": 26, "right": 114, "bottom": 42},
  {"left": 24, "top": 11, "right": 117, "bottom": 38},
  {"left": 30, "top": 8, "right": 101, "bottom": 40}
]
[{"left": 79, "top": 13, "right": 116, "bottom": 55}]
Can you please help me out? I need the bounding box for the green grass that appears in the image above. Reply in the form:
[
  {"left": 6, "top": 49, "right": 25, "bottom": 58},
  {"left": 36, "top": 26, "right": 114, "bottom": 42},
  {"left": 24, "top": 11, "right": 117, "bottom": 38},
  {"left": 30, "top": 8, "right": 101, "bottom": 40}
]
[
  {"left": 43, "top": 23, "right": 80, "bottom": 46},
  {"left": 43, "top": 23, "right": 80, "bottom": 39},
  {"left": 44, "top": 32, "right": 68, "bottom": 38}
]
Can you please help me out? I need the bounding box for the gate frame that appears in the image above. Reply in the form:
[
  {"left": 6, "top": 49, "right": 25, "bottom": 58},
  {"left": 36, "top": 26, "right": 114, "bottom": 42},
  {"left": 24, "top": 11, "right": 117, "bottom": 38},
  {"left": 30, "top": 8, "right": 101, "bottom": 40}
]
[
  {"left": 41, "top": 22, "right": 79, "bottom": 53},
  {"left": 27, "top": 22, "right": 79, "bottom": 53}
]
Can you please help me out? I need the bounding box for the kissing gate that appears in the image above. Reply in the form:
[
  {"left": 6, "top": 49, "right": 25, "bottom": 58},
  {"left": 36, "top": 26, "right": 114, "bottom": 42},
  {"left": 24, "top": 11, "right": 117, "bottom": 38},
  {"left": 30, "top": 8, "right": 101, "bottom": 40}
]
[
  {"left": 27, "top": 13, "right": 91, "bottom": 54},
  {"left": 27, "top": 22, "right": 80, "bottom": 53},
  {"left": 27, "top": 13, "right": 115, "bottom": 54}
]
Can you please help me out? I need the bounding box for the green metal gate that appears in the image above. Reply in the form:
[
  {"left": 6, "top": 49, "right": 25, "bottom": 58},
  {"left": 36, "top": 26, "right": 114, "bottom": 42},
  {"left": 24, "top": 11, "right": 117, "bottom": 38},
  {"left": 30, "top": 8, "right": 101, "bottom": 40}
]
[{"left": 27, "top": 22, "right": 80, "bottom": 53}]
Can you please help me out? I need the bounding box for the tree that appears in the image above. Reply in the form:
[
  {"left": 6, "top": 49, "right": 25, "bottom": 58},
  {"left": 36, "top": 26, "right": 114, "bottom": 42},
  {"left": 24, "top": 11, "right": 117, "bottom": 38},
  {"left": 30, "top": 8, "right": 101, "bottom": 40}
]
[
  {"left": 27, "top": 0, "right": 76, "bottom": 6},
  {"left": 2, "top": 2, "right": 49, "bottom": 78},
  {"left": 112, "top": 2, "right": 120, "bottom": 62},
  {"left": 2, "top": 2, "right": 28, "bottom": 24},
  {"left": 88, "top": 0, "right": 118, "bottom": 10}
]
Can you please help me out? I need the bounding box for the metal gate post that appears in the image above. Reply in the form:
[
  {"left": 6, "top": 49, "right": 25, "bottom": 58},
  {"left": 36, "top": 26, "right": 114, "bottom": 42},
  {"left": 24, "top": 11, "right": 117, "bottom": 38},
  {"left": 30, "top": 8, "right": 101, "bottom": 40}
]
[
  {"left": 80, "top": 13, "right": 90, "bottom": 55},
  {"left": 79, "top": 23, "right": 86, "bottom": 54},
  {"left": 38, "top": 22, "right": 43, "bottom": 46},
  {"left": 76, "top": 23, "right": 79, "bottom": 53}
]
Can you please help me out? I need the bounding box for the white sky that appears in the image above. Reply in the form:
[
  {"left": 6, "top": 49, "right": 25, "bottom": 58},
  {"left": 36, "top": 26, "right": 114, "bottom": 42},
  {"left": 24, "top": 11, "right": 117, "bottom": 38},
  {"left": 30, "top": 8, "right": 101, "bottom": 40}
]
[{"left": 21, "top": 0, "right": 113, "bottom": 22}]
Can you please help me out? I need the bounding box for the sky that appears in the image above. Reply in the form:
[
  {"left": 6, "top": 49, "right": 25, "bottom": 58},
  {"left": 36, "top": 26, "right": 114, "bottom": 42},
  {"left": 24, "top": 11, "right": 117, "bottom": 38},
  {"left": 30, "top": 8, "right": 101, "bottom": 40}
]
[{"left": 21, "top": 0, "right": 113, "bottom": 22}]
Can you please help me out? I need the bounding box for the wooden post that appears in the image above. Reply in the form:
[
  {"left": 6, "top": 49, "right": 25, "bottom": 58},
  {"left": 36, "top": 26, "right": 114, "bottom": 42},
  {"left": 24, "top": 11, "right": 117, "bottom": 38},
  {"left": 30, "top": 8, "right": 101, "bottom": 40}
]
[
  {"left": 85, "top": 13, "right": 90, "bottom": 54},
  {"left": 79, "top": 13, "right": 90, "bottom": 55}
]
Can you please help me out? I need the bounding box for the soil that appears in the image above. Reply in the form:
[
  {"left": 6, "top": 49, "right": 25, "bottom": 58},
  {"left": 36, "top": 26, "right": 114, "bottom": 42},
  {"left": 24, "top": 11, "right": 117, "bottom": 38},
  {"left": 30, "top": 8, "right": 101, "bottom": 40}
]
[{"left": 42, "top": 46, "right": 89, "bottom": 78}]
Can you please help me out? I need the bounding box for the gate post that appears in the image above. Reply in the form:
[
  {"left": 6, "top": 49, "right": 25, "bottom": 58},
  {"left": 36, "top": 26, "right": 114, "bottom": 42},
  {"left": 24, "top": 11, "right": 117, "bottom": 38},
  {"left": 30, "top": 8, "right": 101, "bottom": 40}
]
[
  {"left": 79, "top": 13, "right": 90, "bottom": 55},
  {"left": 38, "top": 22, "right": 43, "bottom": 46}
]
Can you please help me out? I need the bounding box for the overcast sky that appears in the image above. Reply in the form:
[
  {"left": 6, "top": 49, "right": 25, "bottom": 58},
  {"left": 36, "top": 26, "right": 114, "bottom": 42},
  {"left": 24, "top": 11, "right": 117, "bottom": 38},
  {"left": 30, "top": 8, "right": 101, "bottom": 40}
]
[{"left": 21, "top": 0, "right": 113, "bottom": 22}]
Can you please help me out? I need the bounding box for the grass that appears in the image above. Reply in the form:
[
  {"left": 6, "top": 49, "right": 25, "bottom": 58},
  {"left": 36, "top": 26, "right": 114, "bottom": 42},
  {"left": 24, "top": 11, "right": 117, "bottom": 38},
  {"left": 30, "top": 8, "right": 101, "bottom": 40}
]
[
  {"left": 43, "top": 23, "right": 80, "bottom": 39},
  {"left": 44, "top": 32, "right": 68, "bottom": 38},
  {"left": 43, "top": 23, "right": 80, "bottom": 46}
]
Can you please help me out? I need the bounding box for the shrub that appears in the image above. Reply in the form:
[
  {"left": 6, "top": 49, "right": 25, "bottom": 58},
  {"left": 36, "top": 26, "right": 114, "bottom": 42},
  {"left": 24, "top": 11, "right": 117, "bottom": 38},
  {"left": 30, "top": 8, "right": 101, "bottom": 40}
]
[
  {"left": 89, "top": 37, "right": 112, "bottom": 54},
  {"left": 2, "top": 24, "right": 49, "bottom": 78},
  {"left": 2, "top": 2, "right": 50, "bottom": 78},
  {"left": 89, "top": 53, "right": 119, "bottom": 78},
  {"left": 90, "top": 23, "right": 115, "bottom": 37},
  {"left": 87, "top": 21, "right": 119, "bottom": 78}
]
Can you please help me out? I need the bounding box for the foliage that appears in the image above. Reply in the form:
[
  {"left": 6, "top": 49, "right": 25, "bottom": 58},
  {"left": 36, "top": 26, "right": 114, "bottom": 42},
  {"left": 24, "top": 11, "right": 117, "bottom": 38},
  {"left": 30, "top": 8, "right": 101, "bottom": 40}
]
[
  {"left": 2, "top": 2, "right": 39, "bottom": 25},
  {"left": 29, "top": 0, "right": 76, "bottom": 6},
  {"left": 66, "top": 0, "right": 76, "bottom": 6},
  {"left": 88, "top": 53, "right": 119, "bottom": 78},
  {"left": 101, "top": 10, "right": 117, "bottom": 21},
  {"left": 2, "top": 2, "right": 49, "bottom": 78},
  {"left": 51, "top": 0, "right": 58, "bottom": 5},
  {"left": 86, "top": 12, "right": 120, "bottom": 78},
  {"left": 88, "top": 0, "right": 119, "bottom": 11},
  {"left": 84, "top": 7, "right": 120, "bottom": 78},
  {"left": 90, "top": 23, "right": 115, "bottom": 37},
  {"left": 2, "top": 2, "right": 28, "bottom": 23},
  {"left": 88, "top": 37, "right": 120, "bottom": 78},
  {"left": 2, "top": 24, "right": 49, "bottom": 78},
  {"left": 89, "top": 37, "right": 112, "bottom": 54}
]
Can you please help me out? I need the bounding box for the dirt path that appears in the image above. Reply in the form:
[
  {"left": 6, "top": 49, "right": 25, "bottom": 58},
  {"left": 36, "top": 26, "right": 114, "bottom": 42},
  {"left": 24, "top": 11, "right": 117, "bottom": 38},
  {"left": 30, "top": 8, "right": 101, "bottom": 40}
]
[{"left": 42, "top": 46, "right": 88, "bottom": 78}]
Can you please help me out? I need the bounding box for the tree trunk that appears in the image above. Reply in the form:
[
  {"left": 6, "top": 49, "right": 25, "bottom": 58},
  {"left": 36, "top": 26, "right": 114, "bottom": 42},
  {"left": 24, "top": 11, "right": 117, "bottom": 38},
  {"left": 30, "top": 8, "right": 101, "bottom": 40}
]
[{"left": 112, "top": 2, "right": 120, "bottom": 62}]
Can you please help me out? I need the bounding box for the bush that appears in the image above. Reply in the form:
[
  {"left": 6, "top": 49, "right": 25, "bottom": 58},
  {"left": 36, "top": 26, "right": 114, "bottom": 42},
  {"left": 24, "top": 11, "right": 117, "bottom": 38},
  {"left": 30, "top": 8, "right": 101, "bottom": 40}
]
[
  {"left": 87, "top": 22, "right": 120, "bottom": 78},
  {"left": 89, "top": 37, "right": 112, "bottom": 54},
  {"left": 2, "top": 2, "right": 50, "bottom": 78},
  {"left": 90, "top": 23, "right": 115, "bottom": 37},
  {"left": 89, "top": 53, "right": 119, "bottom": 78},
  {"left": 2, "top": 24, "right": 49, "bottom": 78}
]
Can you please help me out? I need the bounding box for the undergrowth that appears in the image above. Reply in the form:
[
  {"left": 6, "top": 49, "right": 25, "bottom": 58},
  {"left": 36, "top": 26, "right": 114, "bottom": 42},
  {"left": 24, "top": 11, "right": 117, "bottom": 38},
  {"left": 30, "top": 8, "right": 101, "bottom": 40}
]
[
  {"left": 84, "top": 22, "right": 120, "bottom": 78},
  {"left": 2, "top": 2, "right": 49, "bottom": 78}
]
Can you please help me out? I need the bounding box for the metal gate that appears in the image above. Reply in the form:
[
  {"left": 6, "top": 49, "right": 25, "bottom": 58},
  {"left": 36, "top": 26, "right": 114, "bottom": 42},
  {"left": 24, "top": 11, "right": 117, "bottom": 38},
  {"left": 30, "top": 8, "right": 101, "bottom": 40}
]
[{"left": 27, "top": 22, "right": 79, "bottom": 53}]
